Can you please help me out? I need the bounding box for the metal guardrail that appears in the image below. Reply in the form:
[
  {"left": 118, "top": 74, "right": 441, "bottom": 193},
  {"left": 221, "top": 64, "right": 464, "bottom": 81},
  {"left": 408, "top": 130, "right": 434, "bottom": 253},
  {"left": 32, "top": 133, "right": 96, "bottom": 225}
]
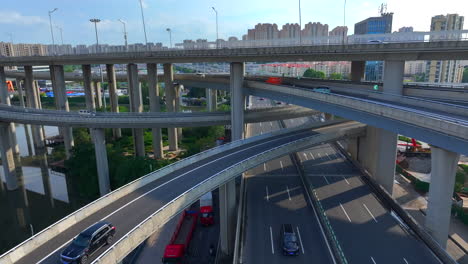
[
  {"left": 0, "top": 121, "right": 332, "bottom": 264},
  {"left": 92, "top": 123, "right": 365, "bottom": 264}
]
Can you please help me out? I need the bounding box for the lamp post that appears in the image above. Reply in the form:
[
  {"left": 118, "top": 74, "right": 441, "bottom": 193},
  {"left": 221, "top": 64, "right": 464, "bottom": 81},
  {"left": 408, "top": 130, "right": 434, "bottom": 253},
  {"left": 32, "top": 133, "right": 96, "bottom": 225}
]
[
  {"left": 138, "top": 0, "right": 149, "bottom": 50},
  {"left": 298, "top": 0, "right": 302, "bottom": 45},
  {"left": 166, "top": 28, "right": 172, "bottom": 48},
  {"left": 48, "top": 8, "right": 58, "bottom": 54},
  {"left": 118, "top": 19, "right": 128, "bottom": 51},
  {"left": 89, "top": 18, "right": 106, "bottom": 110},
  {"left": 211, "top": 7, "right": 219, "bottom": 48}
]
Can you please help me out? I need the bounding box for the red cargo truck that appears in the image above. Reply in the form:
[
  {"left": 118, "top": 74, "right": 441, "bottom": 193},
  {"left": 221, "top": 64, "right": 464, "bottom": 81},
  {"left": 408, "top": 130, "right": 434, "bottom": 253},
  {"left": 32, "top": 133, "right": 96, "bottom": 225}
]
[{"left": 162, "top": 210, "right": 198, "bottom": 264}]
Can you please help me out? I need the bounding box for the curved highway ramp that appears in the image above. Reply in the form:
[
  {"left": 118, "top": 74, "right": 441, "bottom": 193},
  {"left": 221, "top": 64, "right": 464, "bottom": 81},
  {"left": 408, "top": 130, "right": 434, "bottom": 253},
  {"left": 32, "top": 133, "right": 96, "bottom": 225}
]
[{"left": 0, "top": 120, "right": 364, "bottom": 264}]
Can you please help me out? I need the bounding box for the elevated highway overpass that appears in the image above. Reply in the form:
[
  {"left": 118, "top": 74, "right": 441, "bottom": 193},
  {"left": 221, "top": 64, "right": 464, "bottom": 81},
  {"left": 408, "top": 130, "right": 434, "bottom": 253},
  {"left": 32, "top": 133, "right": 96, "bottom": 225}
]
[{"left": 0, "top": 121, "right": 366, "bottom": 264}]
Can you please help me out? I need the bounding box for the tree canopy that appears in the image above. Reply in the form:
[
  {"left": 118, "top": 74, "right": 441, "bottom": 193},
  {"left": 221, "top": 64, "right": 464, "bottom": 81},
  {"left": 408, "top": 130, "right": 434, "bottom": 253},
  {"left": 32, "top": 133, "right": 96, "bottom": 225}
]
[{"left": 303, "top": 69, "right": 325, "bottom": 79}]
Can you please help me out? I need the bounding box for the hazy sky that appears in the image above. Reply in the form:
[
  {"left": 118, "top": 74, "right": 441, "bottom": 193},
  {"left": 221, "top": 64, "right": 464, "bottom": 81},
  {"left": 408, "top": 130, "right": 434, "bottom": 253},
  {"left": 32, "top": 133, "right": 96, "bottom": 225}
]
[{"left": 0, "top": 0, "right": 467, "bottom": 46}]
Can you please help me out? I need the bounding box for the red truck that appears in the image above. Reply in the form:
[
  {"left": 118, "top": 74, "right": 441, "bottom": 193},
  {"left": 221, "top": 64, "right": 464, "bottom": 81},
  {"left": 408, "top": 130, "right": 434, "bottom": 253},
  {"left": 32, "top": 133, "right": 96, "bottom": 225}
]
[
  {"left": 162, "top": 210, "right": 198, "bottom": 264},
  {"left": 200, "top": 192, "right": 214, "bottom": 226}
]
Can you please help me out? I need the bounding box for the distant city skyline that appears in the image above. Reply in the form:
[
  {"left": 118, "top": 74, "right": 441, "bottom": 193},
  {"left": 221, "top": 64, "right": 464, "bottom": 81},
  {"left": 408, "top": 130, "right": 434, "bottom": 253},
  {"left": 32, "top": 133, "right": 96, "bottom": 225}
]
[{"left": 0, "top": 0, "right": 467, "bottom": 46}]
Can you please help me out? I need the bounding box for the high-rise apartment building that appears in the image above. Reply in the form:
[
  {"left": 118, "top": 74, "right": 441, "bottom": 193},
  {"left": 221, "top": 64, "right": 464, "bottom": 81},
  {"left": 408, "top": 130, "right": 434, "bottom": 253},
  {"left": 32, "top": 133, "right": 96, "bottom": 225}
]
[
  {"left": 425, "top": 14, "right": 464, "bottom": 83},
  {"left": 0, "top": 42, "right": 15, "bottom": 56},
  {"left": 302, "top": 22, "right": 328, "bottom": 38},
  {"left": 329, "top": 26, "right": 348, "bottom": 37},
  {"left": 279, "top": 23, "right": 301, "bottom": 39},
  {"left": 13, "top": 43, "right": 47, "bottom": 56},
  {"left": 247, "top": 23, "right": 279, "bottom": 40},
  {"left": 398, "top": 26, "right": 414, "bottom": 32},
  {"left": 354, "top": 13, "right": 393, "bottom": 81},
  {"left": 405, "top": 61, "right": 426, "bottom": 75}
]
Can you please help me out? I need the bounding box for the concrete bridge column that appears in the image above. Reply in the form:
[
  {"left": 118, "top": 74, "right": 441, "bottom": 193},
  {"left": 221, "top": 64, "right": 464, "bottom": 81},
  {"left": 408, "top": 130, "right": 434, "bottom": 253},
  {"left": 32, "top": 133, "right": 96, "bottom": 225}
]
[
  {"left": 176, "top": 84, "right": 183, "bottom": 140},
  {"left": 106, "top": 64, "right": 121, "bottom": 139},
  {"left": 94, "top": 81, "right": 103, "bottom": 109},
  {"left": 206, "top": 88, "right": 217, "bottom": 112},
  {"left": 164, "top": 63, "right": 178, "bottom": 151},
  {"left": 219, "top": 62, "right": 245, "bottom": 256},
  {"left": 147, "top": 63, "right": 163, "bottom": 159},
  {"left": 15, "top": 78, "right": 26, "bottom": 107},
  {"left": 350, "top": 61, "right": 365, "bottom": 82},
  {"left": 82, "top": 65, "right": 96, "bottom": 111},
  {"left": 92, "top": 128, "right": 110, "bottom": 196},
  {"left": 127, "top": 63, "right": 145, "bottom": 157},
  {"left": 425, "top": 147, "right": 460, "bottom": 248},
  {"left": 24, "top": 66, "right": 45, "bottom": 152},
  {"left": 383, "top": 60, "right": 405, "bottom": 95},
  {"left": 50, "top": 65, "right": 74, "bottom": 159}
]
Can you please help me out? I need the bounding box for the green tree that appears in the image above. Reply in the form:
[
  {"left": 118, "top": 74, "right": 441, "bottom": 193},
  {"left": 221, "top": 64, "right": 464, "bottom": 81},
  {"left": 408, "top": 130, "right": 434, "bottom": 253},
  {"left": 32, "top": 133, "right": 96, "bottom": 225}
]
[
  {"left": 187, "top": 87, "right": 206, "bottom": 98},
  {"left": 329, "top": 73, "right": 343, "bottom": 80},
  {"left": 462, "top": 68, "right": 468, "bottom": 83},
  {"left": 414, "top": 73, "right": 426, "bottom": 82},
  {"left": 303, "top": 69, "right": 325, "bottom": 79}
]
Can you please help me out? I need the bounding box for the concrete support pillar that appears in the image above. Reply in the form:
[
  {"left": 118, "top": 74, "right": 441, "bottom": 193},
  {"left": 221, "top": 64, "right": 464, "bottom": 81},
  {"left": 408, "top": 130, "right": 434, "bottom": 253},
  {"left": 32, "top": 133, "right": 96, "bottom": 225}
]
[
  {"left": 82, "top": 65, "right": 96, "bottom": 111},
  {"left": 24, "top": 66, "right": 45, "bottom": 152},
  {"left": 94, "top": 81, "right": 103, "bottom": 109},
  {"left": 383, "top": 60, "right": 405, "bottom": 95},
  {"left": 127, "top": 63, "right": 145, "bottom": 157},
  {"left": 50, "top": 65, "right": 74, "bottom": 159},
  {"left": 92, "top": 128, "right": 110, "bottom": 196},
  {"left": 356, "top": 126, "right": 397, "bottom": 194},
  {"left": 164, "top": 63, "right": 178, "bottom": 151},
  {"left": 106, "top": 64, "right": 121, "bottom": 139},
  {"left": 147, "top": 63, "right": 163, "bottom": 159},
  {"left": 175, "top": 84, "right": 182, "bottom": 140},
  {"left": 219, "top": 62, "right": 245, "bottom": 256},
  {"left": 206, "top": 88, "right": 217, "bottom": 112},
  {"left": 15, "top": 78, "right": 25, "bottom": 107},
  {"left": 350, "top": 61, "right": 365, "bottom": 82},
  {"left": 425, "top": 147, "right": 460, "bottom": 248}
]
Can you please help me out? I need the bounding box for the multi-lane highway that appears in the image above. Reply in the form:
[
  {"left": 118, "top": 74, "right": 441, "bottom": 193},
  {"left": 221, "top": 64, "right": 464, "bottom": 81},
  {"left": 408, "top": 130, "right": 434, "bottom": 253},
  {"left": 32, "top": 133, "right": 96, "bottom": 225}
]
[{"left": 241, "top": 98, "right": 335, "bottom": 264}]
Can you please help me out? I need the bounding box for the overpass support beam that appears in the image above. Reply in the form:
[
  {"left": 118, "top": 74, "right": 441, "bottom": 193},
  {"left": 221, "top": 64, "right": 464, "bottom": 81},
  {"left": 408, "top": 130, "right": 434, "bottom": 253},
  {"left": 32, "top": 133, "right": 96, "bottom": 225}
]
[
  {"left": 350, "top": 61, "right": 365, "bottom": 82},
  {"left": 147, "top": 63, "right": 163, "bottom": 159},
  {"left": 219, "top": 62, "right": 245, "bottom": 256},
  {"left": 175, "top": 84, "right": 183, "bottom": 140},
  {"left": 383, "top": 60, "right": 405, "bottom": 95},
  {"left": 15, "top": 78, "right": 26, "bottom": 107},
  {"left": 106, "top": 64, "right": 121, "bottom": 139},
  {"left": 206, "top": 88, "right": 217, "bottom": 112},
  {"left": 82, "top": 65, "right": 96, "bottom": 111},
  {"left": 50, "top": 65, "right": 74, "bottom": 159},
  {"left": 127, "top": 63, "right": 145, "bottom": 157},
  {"left": 94, "top": 81, "right": 103, "bottom": 109},
  {"left": 164, "top": 63, "right": 178, "bottom": 151},
  {"left": 92, "top": 128, "right": 110, "bottom": 196},
  {"left": 425, "top": 147, "right": 460, "bottom": 248},
  {"left": 24, "top": 66, "right": 45, "bottom": 153}
]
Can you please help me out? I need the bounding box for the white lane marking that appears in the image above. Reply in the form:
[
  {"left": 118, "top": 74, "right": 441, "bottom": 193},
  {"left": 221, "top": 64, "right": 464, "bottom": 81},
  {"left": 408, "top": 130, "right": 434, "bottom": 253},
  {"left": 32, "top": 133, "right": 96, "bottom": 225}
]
[
  {"left": 260, "top": 131, "right": 263, "bottom": 135},
  {"left": 325, "top": 153, "right": 331, "bottom": 160},
  {"left": 269, "top": 226, "right": 275, "bottom": 254},
  {"left": 309, "top": 152, "right": 315, "bottom": 159},
  {"left": 259, "top": 122, "right": 262, "bottom": 127},
  {"left": 40, "top": 130, "right": 310, "bottom": 263},
  {"left": 266, "top": 186, "right": 269, "bottom": 201},
  {"left": 280, "top": 161, "right": 284, "bottom": 171},
  {"left": 363, "top": 203, "right": 378, "bottom": 223},
  {"left": 303, "top": 153, "right": 308, "bottom": 160},
  {"left": 371, "top": 256, "right": 377, "bottom": 264},
  {"left": 340, "top": 203, "right": 352, "bottom": 223},
  {"left": 296, "top": 226, "right": 305, "bottom": 254},
  {"left": 342, "top": 176, "right": 350, "bottom": 185},
  {"left": 286, "top": 185, "right": 291, "bottom": 200},
  {"left": 270, "top": 122, "right": 273, "bottom": 128},
  {"left": 403, "top": 258, "right": 409, "bottom": 264},
  {"left": 263, "top": 163, "right": 267, "bottom": 172},
  {"left": 317, "top": 153, "right": 322, "bottom": 158},
  {"left": 323, "top": 176, "right": 330, "bottom": 185}
]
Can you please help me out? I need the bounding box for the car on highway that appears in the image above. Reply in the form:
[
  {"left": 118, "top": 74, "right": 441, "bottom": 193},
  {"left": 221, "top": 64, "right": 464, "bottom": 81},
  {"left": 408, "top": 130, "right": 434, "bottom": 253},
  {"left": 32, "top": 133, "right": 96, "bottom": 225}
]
[
  {"left": 312, "top": 86, "right": 331, "bottom": 93},
  {"left": 60, "top": 221, "right": 116, "bottom": 264},
  {"left": 78, "top": 109, "right": 95, "bottom": 116},
  {"left": 281, "top": 224, "right": 300, "bottom": 256},
  {"left": 368, "top": 39, "right": 384, "bottom": 44}
]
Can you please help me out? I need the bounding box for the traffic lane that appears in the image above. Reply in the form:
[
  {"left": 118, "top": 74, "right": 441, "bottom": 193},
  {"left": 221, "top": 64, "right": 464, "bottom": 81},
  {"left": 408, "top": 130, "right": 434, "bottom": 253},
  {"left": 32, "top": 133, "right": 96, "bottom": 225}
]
[
  {"left": 306, "top": 150, "right": 440, "bottom": 264},
  {"left": 243, "top": 176, "right": 333, "bottom": 264},
  {"left": 32, "top": 129, "right": 319, "bottom": 264}
]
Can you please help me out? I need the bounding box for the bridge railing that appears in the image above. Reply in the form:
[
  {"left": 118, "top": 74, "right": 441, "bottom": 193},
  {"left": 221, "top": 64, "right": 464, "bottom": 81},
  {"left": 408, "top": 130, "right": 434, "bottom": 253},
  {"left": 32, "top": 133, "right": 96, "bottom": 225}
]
[{"left": 92, "top": 123, "right": 365, "bottom": 264}]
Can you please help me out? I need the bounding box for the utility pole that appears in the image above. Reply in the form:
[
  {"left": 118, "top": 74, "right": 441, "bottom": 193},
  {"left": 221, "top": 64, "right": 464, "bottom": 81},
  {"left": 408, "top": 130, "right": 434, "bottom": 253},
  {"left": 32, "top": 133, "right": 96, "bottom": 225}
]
[
  {"left": 212, "top": 7, "right": 219, "bottom": 48},
  {"left": 298, "top": 0, "right": 302, "bottom": 45},
  {"left": 48, "top": 8, "right": 58, "bottom": 55},
  {"left": 118, "top": 19, "right": 128, "bottom": 51},
  {"left": 138, "top": 0, "right": 149, "bottom": 50}
]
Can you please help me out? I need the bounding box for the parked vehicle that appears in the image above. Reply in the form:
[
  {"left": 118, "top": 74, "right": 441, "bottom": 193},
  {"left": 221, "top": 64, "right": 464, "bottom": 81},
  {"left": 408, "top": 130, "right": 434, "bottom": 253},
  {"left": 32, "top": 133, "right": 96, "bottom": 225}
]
[
  {"left": 162, "top": 210, "right": 198, "bottom": 264},
  {"left": 281, "top": 224, "right": 300, "bottom": 256},
  {"left": 200, "top": 192, "right": 214, "bottom": 226},
  {"left": 60, "top": 221, "right": 116, "bottom": 264}
]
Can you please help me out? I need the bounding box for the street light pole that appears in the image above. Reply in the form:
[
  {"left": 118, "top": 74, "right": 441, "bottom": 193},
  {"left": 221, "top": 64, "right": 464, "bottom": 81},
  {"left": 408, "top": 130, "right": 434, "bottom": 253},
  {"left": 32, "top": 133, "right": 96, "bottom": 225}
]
[
  {"left": 166, "top": 28, "right": 172, "bottom": 48},
  {"left": 138, "top": 0, "right": 149, "bottom": 50},
  {"left": 298, "top": 0, "right": 302, "bottom": 45},
  {"left": 90, "top": 19, "right": 101, "bottom": 53},
  {"left": 118, "top": 19, "right": 128, "bottom": 51},
  {"left": 48, "top": 8, "right": 58, "bottom": 55},
  {"left": 89, "top": 18, "right": 106, "bottom": 110},
  {"left": 343, "top": 0, "right": 347, "bottom": 44},
  {"left": 211, "top": 7, "right": 219, "bottom": 48}
]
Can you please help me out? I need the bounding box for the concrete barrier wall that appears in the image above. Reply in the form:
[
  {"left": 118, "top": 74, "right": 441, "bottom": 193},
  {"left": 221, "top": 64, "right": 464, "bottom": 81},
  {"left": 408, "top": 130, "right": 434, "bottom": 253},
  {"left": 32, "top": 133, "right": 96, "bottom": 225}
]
[
  {"left": 247, "top": 81, "right": 468, "bottom": 143},
  {"left": 92, "top": 123, "right": 365, "bottom": 264},
  {"left": 0, "top": 121, "right": 344, "bottom": 264}
]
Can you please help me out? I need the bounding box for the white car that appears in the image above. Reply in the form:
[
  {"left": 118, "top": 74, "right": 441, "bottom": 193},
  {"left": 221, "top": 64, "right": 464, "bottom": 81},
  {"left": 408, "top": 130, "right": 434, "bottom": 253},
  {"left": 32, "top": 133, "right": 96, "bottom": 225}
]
[{"left": 78, "top": 109, "right": 95, "bottom": 116}]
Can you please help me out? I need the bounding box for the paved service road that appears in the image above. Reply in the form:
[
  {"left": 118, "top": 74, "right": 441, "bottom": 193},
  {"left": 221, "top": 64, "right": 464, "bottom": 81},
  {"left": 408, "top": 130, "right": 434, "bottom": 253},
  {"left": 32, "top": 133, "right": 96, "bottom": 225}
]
[
  {"left": 242, "top": 97, "right": 334, "bottom": 264},
  {"left": 13, "top": 125, "right": 326, "bottom": 264}
]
